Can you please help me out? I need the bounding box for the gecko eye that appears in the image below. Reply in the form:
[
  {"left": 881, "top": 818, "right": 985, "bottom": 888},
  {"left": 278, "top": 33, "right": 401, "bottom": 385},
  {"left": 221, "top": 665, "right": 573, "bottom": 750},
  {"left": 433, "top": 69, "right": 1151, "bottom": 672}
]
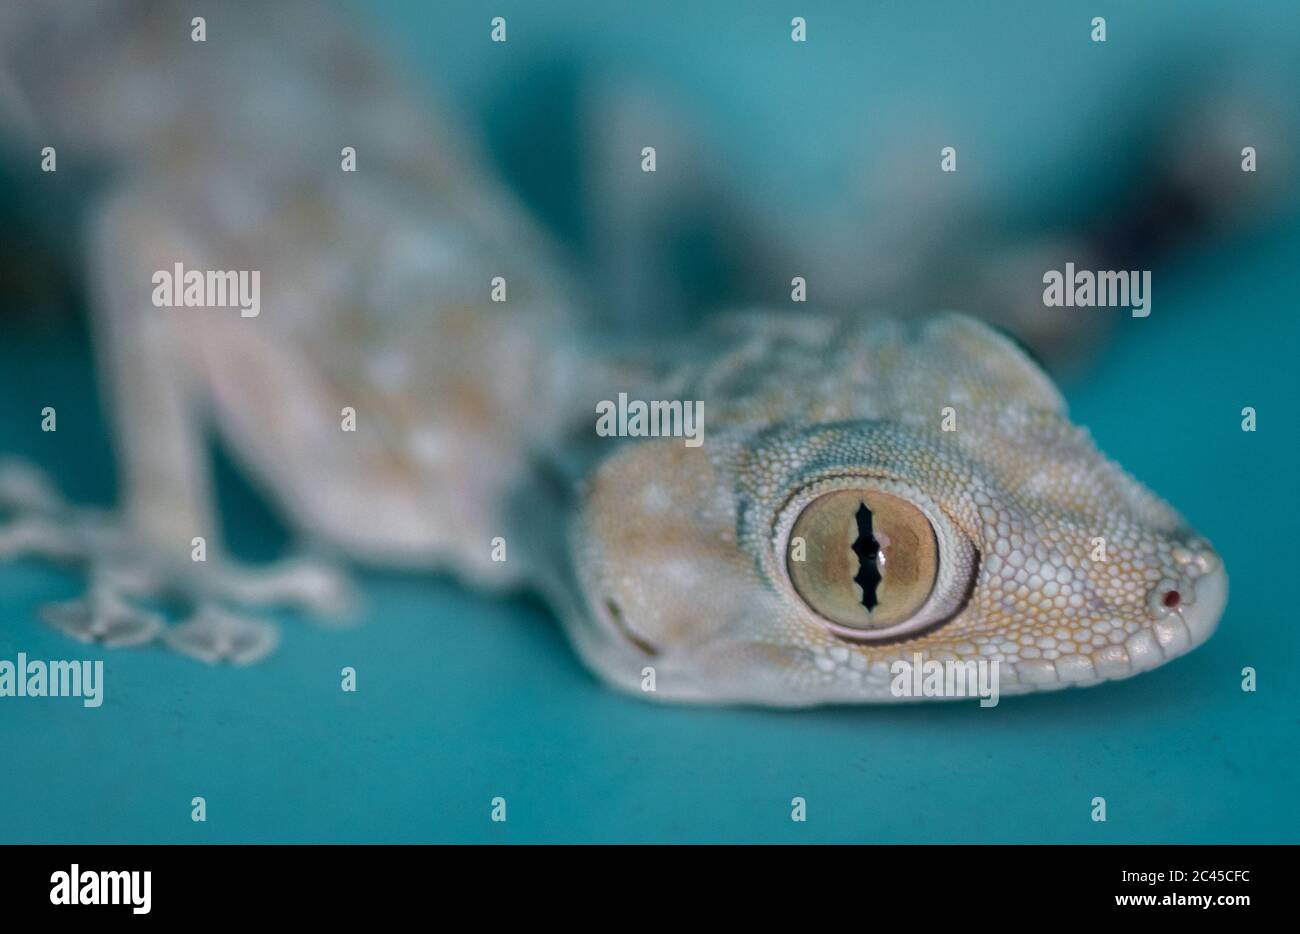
[{"left": 786, "top": 489, "right": 940, "bottom": 638}]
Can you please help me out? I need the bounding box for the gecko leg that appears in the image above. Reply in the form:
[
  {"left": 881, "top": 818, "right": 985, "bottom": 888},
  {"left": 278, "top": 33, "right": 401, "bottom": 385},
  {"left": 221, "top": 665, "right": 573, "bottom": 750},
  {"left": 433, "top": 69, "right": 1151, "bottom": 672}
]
[{"left": 0, "top": 190, "right": 354, "bottom": 662}]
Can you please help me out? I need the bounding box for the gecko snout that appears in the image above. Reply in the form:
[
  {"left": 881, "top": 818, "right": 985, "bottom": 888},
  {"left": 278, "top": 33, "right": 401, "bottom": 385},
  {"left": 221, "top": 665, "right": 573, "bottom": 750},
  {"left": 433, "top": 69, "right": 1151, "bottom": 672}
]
[{"left": 1145, "top": 556, "right": 1228, "bottom": 656}]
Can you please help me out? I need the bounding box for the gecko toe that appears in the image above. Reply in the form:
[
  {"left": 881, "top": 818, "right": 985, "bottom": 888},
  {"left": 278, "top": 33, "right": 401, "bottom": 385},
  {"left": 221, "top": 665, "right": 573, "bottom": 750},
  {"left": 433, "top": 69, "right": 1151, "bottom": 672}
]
[{"left": 0, "top": 458, "right": 64, "bottom": 513}]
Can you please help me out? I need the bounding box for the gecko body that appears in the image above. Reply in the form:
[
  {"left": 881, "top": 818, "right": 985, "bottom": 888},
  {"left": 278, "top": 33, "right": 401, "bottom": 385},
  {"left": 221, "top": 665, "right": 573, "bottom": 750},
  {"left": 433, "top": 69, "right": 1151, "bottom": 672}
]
[{"left": 0, "top": 1, "right": 1226, "bottom": 705}]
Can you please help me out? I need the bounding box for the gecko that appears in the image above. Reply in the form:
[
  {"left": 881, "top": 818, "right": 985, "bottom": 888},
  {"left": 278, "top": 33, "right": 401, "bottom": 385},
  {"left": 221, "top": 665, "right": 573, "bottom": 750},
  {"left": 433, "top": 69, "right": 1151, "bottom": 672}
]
[{"left": 0, "top": 0, "right": 1227, "bottom": 705}]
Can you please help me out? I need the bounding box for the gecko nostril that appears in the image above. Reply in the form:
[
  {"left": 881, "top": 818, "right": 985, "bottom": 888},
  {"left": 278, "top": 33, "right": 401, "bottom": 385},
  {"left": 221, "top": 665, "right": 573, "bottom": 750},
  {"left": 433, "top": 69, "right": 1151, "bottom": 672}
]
[{"left": 1147, "top": 578, "right": 1192, "bottom": 616}]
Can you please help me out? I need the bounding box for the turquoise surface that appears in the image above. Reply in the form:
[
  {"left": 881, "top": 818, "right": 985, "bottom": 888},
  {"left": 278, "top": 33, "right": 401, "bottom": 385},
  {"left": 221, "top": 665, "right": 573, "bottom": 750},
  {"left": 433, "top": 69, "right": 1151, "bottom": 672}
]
[{"left": 1, "top": 0, "right": 1297, "bottom": 843}]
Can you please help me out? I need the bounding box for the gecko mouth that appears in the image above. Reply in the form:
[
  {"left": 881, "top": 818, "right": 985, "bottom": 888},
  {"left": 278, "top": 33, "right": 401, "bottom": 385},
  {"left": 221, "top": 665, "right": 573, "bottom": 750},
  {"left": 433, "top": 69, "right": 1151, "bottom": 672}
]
[
  {"left": 1168, "top": 564, "right": 1228, "bottom": 654},
  {"left": 1009, "top": 563, "right": 1229, "bottom": 690},
  {"left": 1100, "top": 563, "right": 1228, "bottom": 679}
]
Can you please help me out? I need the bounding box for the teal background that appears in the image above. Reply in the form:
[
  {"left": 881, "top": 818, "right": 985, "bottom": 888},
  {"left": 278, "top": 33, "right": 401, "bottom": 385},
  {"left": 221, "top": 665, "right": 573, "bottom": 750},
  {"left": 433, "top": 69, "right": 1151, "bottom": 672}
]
[{"left": 1, "top": 1, "right": 1297, "bottom": 842}]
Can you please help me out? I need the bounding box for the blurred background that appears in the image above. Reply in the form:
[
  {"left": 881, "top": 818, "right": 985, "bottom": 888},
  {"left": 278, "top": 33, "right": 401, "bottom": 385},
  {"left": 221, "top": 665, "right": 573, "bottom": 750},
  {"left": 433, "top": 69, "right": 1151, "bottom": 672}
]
[{"left": 1, "top": 0, "right": 1297, "bottom": 842}]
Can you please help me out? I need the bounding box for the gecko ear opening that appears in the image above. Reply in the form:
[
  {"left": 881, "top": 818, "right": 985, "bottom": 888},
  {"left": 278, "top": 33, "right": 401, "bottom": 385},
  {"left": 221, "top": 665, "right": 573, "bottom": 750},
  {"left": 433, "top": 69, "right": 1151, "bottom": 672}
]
[{"left": 919, "top": 313, "right": 1067, "bottom": 415}]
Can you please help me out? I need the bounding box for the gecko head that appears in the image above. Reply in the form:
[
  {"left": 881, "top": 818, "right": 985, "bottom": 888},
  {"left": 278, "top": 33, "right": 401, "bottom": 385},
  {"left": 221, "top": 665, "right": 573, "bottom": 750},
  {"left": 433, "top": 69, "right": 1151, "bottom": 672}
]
[{"left": 570, "top": 314, "right": 1226, "bottom": 706}]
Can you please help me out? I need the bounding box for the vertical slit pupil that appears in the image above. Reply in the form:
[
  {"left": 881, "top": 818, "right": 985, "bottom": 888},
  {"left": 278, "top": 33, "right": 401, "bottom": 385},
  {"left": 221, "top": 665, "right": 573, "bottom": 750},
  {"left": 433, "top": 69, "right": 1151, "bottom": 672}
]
[{"left": 851, "top": 501, "right": 883, "bottom": 611}]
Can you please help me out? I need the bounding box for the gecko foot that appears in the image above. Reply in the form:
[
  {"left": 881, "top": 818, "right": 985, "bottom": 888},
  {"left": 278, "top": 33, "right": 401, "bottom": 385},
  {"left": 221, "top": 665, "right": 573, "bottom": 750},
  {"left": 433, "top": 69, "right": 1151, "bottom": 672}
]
[
  {"left": 41, "top": 588, "right": 166, "bottom": 647},
  {"left": 162, "top": 605, "right": 280, "bottom": 666},
  {"left": 1, "top": 457, "right": 353, "bottom": 664}
]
